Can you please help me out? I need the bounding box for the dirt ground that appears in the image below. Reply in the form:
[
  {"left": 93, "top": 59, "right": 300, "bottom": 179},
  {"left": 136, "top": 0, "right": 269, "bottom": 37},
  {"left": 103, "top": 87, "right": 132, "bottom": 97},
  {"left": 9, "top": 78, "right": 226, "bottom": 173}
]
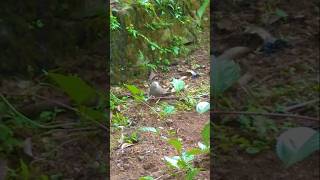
[
  {"left": 110, "top": 31, "right": 210, "bottom": 179},
  {"left": 212, "top": 0, "right": 319, "bottom": 179}
]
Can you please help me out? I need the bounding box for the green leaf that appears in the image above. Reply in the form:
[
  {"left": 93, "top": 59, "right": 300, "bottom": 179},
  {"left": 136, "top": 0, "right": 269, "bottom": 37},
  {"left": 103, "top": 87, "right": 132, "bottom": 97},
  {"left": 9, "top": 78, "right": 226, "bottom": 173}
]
[
  {"left": 171, "top": 78, "right": 185, "bottom": 92},
  {"left": 201, "top": 123, "right": 210, "bottom": 146},
  {"left": 181, "top": 151, "right": 195, "bottom": 162},
  {"left": 211, "top": 58, "right": 241, "bottom": 97},
  {"left": 196, "top": 102, "right": 210, "bottom": 114},
  {"left": 187, "top": 148, "right": 203, "bottom": 155},
  {"left": 177, "top": 158, "right": 188, "bottom": 169},
  {"left": 276, "top": 127, "right": 320, "bottom": 167},
  {"left": 0, "top": 101, "right": 9, "bottom": 117},
  {"left": 164, "top": 156, "right": 180, "bottom": 169},
  {"left": 140, "top": 127, "right": 157, "bottom": 133},
  {"left": 163, "top": 105, "right": 175, "bottom": 114},
  {"left": 198, "top": 142, "right": 208, "bottom": 151},
  {"left": 139, "top": 176, "right": 154, "bottom": 180},
  {"left": 275, "top": 8, "right": 288, "bottom": 18},
  {"left": 79, "top": 106, "right": 107, "bottom": 122},
  {"left": 168, "top": 138, "right": 183, "bottom": 153},
  {"left": 186, "top": 168, "right": 200, "bottom": 180},
  {"left": 19, "top": 159, "right": 30, "bottom": 180},
  {"left": 196, "top": 0, "right": 210, "bottom": 20},
  {"left": 0, "top": 124, "right": 13, "bottom": 140},
  {"left": 47, "top": 73, "right": 97, "bottom": 105},
  {"left": 172, "top": 46, "right": 180, "bottom": 55},
  {"left": 39, "top": 175, "right": 50, "bottom": 180},
  {"left": 246, "top": 147, "right": 260, "bottom": 154},
  {"left": 125, "top": 84, "right": 145, "bottom": 101},
  {"left": 125, "top": 84, "right": 144, "bottom": 96}
]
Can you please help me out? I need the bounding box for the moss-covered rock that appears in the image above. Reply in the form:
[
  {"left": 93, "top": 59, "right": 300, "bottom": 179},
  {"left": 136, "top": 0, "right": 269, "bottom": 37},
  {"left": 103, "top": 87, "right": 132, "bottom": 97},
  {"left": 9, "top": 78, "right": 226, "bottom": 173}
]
[{"left": 110, "top": 0, "right": 201, "bottom": 84}]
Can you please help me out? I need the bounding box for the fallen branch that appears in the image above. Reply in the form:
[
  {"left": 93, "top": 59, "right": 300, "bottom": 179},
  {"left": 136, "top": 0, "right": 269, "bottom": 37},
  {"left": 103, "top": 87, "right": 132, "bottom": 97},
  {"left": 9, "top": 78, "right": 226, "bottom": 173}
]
[
  {"left": 212, "top": 110, "right": 319, "bottom": 121},
  {"left": 147, "top": 94, "right": 209, "bottom": 101},
  {"left": 1, "top": 93, "right": 108, "bottom": 131},
  {"left": 0, "top": 93, "right": 75, "bottom": 129},
  {"left": 284, "top": 99, "right": 319, "bottom": 112},
  {"left": 33, "top": 95, "right": 109, "bottom": 131},
  {"left": 34, "top": 95, "right": 77, "bottom": 112}
]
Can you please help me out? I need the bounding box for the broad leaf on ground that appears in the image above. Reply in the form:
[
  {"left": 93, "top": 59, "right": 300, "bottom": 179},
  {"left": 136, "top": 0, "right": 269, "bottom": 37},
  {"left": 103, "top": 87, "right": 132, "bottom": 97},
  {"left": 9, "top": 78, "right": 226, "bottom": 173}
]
[
  {"left": 168, "top": 138, "right": 183, "bottom": 153},
  {"left": 140, "top": 127, "right": 157, "bottom": 133},
  {"left": 162, "top": 105, "right": 175, "bottom": 114},
  {"left": 201, "top": 122, "right": 210, "bottom": 146},
  {"left": 211, "top": 58, "right": 241, "bottom": 97},
  {"left": 196, "top": 102, "right": 210, "bottom": 114},
  {"left": 171, "top": 78, "right": 185, "bottom": 92},
  {"left": 276, "top": 127, "right": 320, "bottom": 167}
]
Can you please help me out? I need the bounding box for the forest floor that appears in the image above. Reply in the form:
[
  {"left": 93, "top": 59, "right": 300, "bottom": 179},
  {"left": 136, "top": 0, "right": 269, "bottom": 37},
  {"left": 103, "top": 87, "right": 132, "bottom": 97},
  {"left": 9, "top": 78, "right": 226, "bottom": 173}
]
[
  {"left": 0, "top": 53, "right": 108, "bottom": 179},
  {"left": 212, "top": 0, "right": 319, "bottom": 179},
  {"left": 110, "top": 30, "right": 210, "bottom": 179}
]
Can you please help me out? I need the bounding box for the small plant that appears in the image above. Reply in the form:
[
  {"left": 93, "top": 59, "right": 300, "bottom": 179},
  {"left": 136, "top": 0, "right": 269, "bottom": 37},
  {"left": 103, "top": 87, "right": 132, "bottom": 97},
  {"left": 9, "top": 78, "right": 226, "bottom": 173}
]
[
  {"left": 0, "top": 100, "right": 31, "bottom": 156},
  {"left": 137, "top": 50, "right": 157, "bottom": 71},
  {"left": 110, "top": 93, "right": 128, "bottom": 111},
  {"left": 38, "top": 108, "right": 64, "bottom": 123},
  {"left": 124, "top": 131, "right": 139, "bottom": 144},
  {"left": 28, "top": 19, "right": 44, "bottom": 29},
  {"left": 176, "top": 96, "right": 197, "bottom": 111},
  {"left": 112, "top": 112, "right": 131, "bottom": 128},
  {"left": 163, "top": 138, "right": 200, "bottom": 180},
  {"left": 126, "top": 24, "right": 139, "bottom": 38},
  {"left": 154, "top": 58, "right": 171, "bottom": 72},
  {"left": 162, "top": 123, "right": 209, "bottom": 179},
  {"left": 0, "top": 123, "right": 22, "bottom": 155},
  {"left": 110, "top": 14, "right": 121, "bottom": 31}
]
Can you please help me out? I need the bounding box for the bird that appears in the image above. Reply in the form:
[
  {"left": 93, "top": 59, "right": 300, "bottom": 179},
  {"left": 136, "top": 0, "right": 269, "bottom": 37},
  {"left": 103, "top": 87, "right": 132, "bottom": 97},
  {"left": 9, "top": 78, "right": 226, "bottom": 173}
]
[
  {"left": 244, "top": 25, "right": 290, "bottom": 54},
  {"left": 148, "top": 81, "right": 171, "bottom": 97},
  {"left": 244, "top": 25, "right": 277, "bottom": 43}
]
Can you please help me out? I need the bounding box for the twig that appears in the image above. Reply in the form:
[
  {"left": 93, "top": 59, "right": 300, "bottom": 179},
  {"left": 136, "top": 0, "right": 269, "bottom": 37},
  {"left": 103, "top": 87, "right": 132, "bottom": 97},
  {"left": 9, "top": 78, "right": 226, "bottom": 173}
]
[
  {"left": 27, "top": 94, "right": 108, "bottom": 131},
  {"left": 1, "top": 93, "right": 108, "bottom": 130},
  {"left": 284, "top": 99, "right": 319, "bottom": 112},
  {"left": 38, "top": 137, "right": 80, "bottom": 158},
  {"left": 147, "top": 94, "right": 209, "bottom": 100},
  {"left": 40, "top": 127, "right": 98, "bottom": 136},
  {"left": 148, "top": 96, "right": 179, "bottom": 100},
  {"left": 212, "top": 110, "right": 319, "bottom": 121},
  {"left": 138, "top": 98, "right": 162, "bottom": 118},
  {"left": 154, "top": 173, "right": 169, "bottom": 180},
  {"left": 34, "top": 94, "right": 77, "bottom": 112}
]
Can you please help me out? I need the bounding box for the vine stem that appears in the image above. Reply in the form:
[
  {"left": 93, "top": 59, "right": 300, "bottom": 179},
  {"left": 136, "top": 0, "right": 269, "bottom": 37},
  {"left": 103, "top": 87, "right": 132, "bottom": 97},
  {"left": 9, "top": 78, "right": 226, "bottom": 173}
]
[
  {"left": 212, "top": 110, "right": 319, "bottom": 121},
  {"left": 139, "top": 98, "right": 162, "bottom": 118},
  {"left": 1, "top": 93, "right": 108, "bottom": 130},
  {"left": 0, "top": 93, "right": 72, "bottom": 129}
]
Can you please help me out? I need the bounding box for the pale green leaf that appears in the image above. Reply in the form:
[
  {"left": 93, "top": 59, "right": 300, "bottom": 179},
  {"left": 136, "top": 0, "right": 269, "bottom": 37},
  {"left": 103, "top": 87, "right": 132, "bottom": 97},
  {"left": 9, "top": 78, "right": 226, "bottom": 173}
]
[
  {"left": 276, "top": 127, "right": 320, "bottom": 167},
  {"left": 171, "top": 78, "right": 185, "bottom": 92},
  {"left": 196, "top": 102, "right": 210, "bottom": 114},
  {"left": 211, "top": 59, "right": 241, "bottom": 97},
  {"left": 140, "top": 127, "right": 157, "bottom": 133}
]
